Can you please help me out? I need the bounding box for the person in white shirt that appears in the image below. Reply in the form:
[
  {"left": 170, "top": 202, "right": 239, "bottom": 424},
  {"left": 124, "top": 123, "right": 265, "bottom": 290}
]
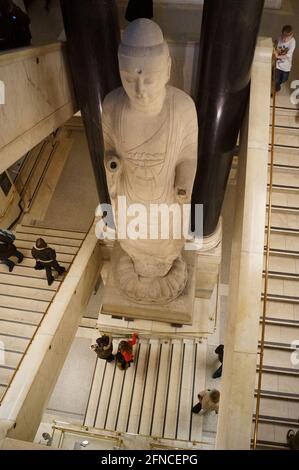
[{"left": 275, "top": 25, "right": 296, "bottom": 92}]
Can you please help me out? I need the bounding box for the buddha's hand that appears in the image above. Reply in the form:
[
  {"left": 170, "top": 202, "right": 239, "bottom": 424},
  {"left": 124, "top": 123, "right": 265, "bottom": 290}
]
[
  {"left": 105, "top": 155, "right": 123, "bottom": 199},
  {"left": 175, "top": 187, "right": 189, "bottom": 205},
  {"left": 95, "top": 203, "right": 117, "bottom": 241}
]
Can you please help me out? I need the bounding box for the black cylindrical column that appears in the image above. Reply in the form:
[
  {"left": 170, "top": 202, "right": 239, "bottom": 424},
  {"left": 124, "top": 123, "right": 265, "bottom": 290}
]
[
  {"left": 192, "top": 0, "right": 265, "bottom": 237},
  {"left": 125, "top": 0, "right": 154, "bottom": 22},
  {"left": 60, "top": 0, "right": 121, "bottom": 205}
]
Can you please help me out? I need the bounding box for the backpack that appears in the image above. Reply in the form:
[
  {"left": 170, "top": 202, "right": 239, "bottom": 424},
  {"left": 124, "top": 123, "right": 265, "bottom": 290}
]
[
  {"left": 0, "top": 229, "right": 16, "bottom": 243},
  {"left": 116, "top": 351, "right": 129, "bottom": 370}
]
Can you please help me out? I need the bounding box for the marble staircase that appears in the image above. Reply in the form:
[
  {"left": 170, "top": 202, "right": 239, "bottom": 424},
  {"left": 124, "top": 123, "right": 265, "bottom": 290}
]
[
  {"left": 83, "top": 338, "right": 209, "bottom": 447},
  {"left": 0, "top": 224, "right": 85, "bottom": 401},
  {"left": 254, "top": 104, "right": 299, "bottom": 449}
]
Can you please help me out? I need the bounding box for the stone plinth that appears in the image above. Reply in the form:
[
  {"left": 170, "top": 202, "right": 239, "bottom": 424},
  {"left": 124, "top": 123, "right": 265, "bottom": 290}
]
[
  {"left": 100, "top": 227, "right": 222, "bottom": 330},
  {"left": 102, "top": 244, "right": 196, "bottom": 325}
]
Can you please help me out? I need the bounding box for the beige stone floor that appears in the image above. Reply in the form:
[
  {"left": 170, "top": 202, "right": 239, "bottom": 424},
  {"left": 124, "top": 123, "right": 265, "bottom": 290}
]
[{"left": 37, "top": 130, "right": 99, "bottom": 232}]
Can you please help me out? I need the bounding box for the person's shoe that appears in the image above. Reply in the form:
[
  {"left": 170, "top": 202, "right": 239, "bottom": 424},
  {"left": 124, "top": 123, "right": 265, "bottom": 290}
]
[
  {"left": 17, "top": 253, "right": 24, "bottom": 264},
  {"left": 212, "top": 366, "right": 222, "bottom": 379},
  {"left": 8, "top": 263, "right": 15, "bottom": 273},
  {"left": 48, "top": 276, "right": 55, "bottom": 286},
  {"left": 58, "top": 267, "right": 66, "bottom": 275},
  {"left": 35, "top": 264, "right": 44, "bottom": 271}
]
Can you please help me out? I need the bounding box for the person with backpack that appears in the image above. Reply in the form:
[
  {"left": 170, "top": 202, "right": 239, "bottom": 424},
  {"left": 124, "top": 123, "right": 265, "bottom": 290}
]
[
  {"left": 0, "top": 0, "right": 32, "bottom": 51},
  {"left": 192, "top": 389, "right": 220, "bottom": 415},
  {"left": 91, "top": 334, "right": 114, "bottom": 363},
  {"left": 0, "top": 228, "right": 24, "bottom": 272},
  {"left": 116, "top": 333, "right": 138, "bottom": 371},
  {"left": 31, "top": 238, "right": 66, "bottom": 286}
]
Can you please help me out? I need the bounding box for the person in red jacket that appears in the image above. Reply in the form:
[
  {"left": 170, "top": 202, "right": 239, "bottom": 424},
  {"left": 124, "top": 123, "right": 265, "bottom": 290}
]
[{"left": 116, "top": 333, "right": 138, "bottom": 370}]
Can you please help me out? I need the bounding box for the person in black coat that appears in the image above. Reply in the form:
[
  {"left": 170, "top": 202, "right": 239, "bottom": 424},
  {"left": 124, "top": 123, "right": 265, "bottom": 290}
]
[
  {"left": 287, "top": 429, "right": 299, "bottom": 450},
  {"left": 0, "top": 231, "right": 24, "bottom": 272},
  {"left": 91, "top": 334, "right": 114, "bottom": 363},
  {"left": 125, "top": 0, "right": 153, "bottom": 22},
  {"left": 212, "top": 344, "right": 224, "bottom": 379},
  {"left": 0, "top": 0, "right": 31, "bottom": 51},
  {"left": 31, "top": 238, "right": 66, "bottom": 286}
]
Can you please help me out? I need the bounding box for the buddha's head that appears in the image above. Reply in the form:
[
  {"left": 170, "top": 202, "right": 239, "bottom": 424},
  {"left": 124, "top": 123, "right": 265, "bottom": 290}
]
[{"left": 118, "top": 19, "right": 171, "bottom": 113}]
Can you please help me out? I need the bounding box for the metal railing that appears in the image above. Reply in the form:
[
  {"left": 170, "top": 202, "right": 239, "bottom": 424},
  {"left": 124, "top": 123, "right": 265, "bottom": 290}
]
[
  {"left": 252, "top": 52, "right": 277, "bottom": 450},
  {"left": 50, "top": 421, "right": 214, "bottom": 450}
]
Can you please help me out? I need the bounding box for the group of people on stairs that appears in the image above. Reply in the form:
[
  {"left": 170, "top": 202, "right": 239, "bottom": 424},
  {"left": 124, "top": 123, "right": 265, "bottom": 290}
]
[{"left": 0, "top": 228, "right": 66, "bottom": 285}]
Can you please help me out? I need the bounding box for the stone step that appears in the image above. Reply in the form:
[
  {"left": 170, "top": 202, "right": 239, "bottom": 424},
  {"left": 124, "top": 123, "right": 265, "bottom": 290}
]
[
  {"left": 0, "top": 273, "right": 59, "bottom": 291},
  {"left": 0, "top": 284, "right": 54, "bottom": 303},
  {"left": 256, "top": 389, "right": 299, "bottom": 402},
  {"left": 267, "top": 204, "right": 299, "bottom": 215},
  {"left": 1, "top": 349, "right": 23, "bottom": 369},
  {"left": 266, "top": 276, "right": 299, "bottom": 298},
  {"left": 269, "top": 146, "right": 299, "bottom": 167},
  {"left": 16, "top": 231, "right": 82, "bottom": 248},
  {"left": 252, "top": 419, "right": 298, "bottom": 448},
  {"left": 0, "top": 334, "right": 30, "bottom": 354},
  {"left": 10, "top": 249, "right": 73, "bottom": 264},
  {"left": 15, "top": 240, "right": 78, "bottom": 256},
  {"left": 262, "top": 317, "right": 299, "bottom": 329},
  {"left": 254, "top": 396, "right": 299, "bottom": 422},
  {"left": 17, "top": 225, "right": 85, "bottom": 240},
  {"left": 262, "top": 293, "right": 299, "bottom": 304},
  {"left": 271, "top": 126, "right": 299, "bottom": 148},
  {"left": 270, "top": 108, "right": 299, "bottom": 129},
  {"left": 0, "top": 258, "right": 70, "bottom": 274},
  {"left": 264, "top": 270, "right": 299, "bottom": 281},
  {"left": 0, "top": 294, "right": 49, "bottom": 313},
  {"left": 0, "top": 307, "right": 42, "bottom": 326},
  {"left": 0, "top": 320, "right": 37, "bottom": 339},
  {"left": 267, "top": 210, "right": 299, "bottom": 232},
  {"left": 265, "top": 254, "right": 299, "bottom": 275},
  {"left": 268, "top": 186, "right": 299, "bottom": 209},
  {"left": 259, "top": 317, "right": 299, "bottom": 344},
  {"left": 266, "top": 231, "right": 299, "bottom": 252},
  {"left": 256, "top": 371, "right": 299, "bottom": 396},
  {"left": 258, "top": 341, "right": 298, "bottom": 369},
  {"left": 261, "top": 300, "right": 299, "bottom": 323},
  {"left": 84, "top": 338, "right": 207, "bottom": 444},
  {"left": 0, "top": 366, "right": 15, "bottom": 387},
  {"left": 0, "top": 224, "right": 83, "bottom": 402}
]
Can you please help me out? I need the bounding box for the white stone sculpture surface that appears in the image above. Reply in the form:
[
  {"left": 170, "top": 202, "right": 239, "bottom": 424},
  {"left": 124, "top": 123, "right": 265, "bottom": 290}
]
[{"left": 102, "top": 19, "right": 198, "bottom": 304}]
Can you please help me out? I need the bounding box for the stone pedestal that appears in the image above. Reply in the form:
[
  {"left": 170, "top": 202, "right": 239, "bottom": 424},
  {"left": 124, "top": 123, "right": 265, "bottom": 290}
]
[
  {"left": 100, "top": 222, "right": 222, "bottom": 330},
  {"left": 102, "top": 244, "right": 196, "bottom": 325}
]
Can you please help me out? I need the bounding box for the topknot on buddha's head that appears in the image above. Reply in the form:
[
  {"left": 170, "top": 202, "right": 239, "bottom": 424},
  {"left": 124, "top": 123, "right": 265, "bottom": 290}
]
[{"left": 119, "top": 19, "right": 169, "bottom": 59}]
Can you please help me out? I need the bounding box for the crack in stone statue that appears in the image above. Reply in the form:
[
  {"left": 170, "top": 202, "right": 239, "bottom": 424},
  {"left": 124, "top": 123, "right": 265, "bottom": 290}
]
[{"left": 102, "top": 19, "right": 198, "bottom": 304}]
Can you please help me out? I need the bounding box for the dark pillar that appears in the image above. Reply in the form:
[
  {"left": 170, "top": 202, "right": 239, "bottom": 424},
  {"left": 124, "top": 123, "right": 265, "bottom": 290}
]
[
  {"left": 60, "top": 0, "right": 121, "bottom": 205},
  {"left": 192, "top": 0, "right": 265, "bottom": 237},
  {"left": 125, "top": 0, "right": 153, "bottom": 22}
]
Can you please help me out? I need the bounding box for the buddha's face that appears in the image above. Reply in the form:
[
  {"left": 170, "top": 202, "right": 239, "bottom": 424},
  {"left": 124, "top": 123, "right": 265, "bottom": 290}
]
[{"left": 119, "top": 55, "right": 171, "bottom": 112}]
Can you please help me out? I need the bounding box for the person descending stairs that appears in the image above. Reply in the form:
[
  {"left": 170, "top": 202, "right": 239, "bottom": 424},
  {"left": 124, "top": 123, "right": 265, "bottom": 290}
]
[{"left": 32, "top": 238, "right": 66, "bottom": 286}]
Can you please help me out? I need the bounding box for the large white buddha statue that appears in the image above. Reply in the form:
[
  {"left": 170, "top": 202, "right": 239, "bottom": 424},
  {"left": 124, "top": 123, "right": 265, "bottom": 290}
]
[{"left": 102, "top": 19, "right": 198, "bottom": 304}]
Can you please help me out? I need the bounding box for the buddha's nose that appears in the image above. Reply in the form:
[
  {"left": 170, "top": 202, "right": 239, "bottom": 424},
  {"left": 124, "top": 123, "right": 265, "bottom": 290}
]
[{"left": 135, "top": 78, "right": 145, "bottom": 97}]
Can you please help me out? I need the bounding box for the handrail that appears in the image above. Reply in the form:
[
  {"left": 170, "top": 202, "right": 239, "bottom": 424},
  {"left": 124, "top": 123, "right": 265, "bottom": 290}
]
[
  {"left": 51, "top": 421, "right": 214, "bottom": 449},
  {"left": 252, "top": 50, "right": 277, "bottom": 449},
  {"left": 81, "top": 320, "right": 210, "bottom": 339},
  {"left": 0, "top": 42, "right": 64, "bottom": 66}
]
